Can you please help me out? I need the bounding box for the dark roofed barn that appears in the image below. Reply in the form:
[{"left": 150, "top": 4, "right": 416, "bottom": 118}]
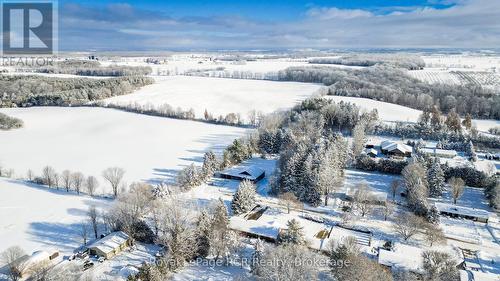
[{"left": 218, "top": 166, "right": 265, "bottom": 183}]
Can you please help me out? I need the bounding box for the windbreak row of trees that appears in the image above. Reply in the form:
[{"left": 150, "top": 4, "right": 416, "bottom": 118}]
[
  {"left": 28, "top": 60, "right": 152, "bottom": 77},
  {"left": 308, "top": 53, "right": 425, "bottom": 70},
  {"left": 0, "top": 75, "right": 154, "bottom": 107},
  {"left": 0, "top": 112, "right": 23, "bottom": 130},
  {"left": 276, "top": 65, "right": 500, "bottom": 119}
]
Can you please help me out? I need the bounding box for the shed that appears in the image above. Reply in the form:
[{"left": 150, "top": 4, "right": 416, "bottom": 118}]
[
  {"left": 218, "top": 166, "right": 265, "bottom": 183},
  {"left": 87, "top": 231, "right": 131, "bottom": 259}
]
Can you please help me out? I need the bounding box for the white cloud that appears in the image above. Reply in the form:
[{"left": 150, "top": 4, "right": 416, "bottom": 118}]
[
  {"left": 306, "top": 7, "right": 373, "bottom": 20},
  {"left": 59, "top": 0, "right": 500, "bottom": 50}
]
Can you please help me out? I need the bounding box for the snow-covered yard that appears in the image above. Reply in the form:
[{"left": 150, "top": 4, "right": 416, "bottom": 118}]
[
  {"left": 0, "top": 107, "right": 248, "bottom": 194},
  {"left": 0, "top": 177, "right": 109, "bottom": 260},
  {"left": 103, "top": 76, "right": 323, "bottom": 123}
]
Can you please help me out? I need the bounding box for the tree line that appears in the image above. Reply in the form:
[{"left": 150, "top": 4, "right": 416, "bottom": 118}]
[
  {"left": 0, "top": 75, "right": 154, "bottom": 107},
  {"left": 276, "top": 65, "right": 500, "bottom": 120},
  {"left": 0, "top": 112, "right": 23, "bottom": 130},
  {"left": 309, "top": 53, "right": 425, "bottom": 70},
  {"left": 25, "top": 60, "right": 152, "bottom": 77}
]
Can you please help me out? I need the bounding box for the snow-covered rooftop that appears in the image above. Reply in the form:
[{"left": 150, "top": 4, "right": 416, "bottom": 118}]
[
  {"left": 87, "top": 231, "right": 130, "bottom": 254},
  {"left": 378, "top": 243, "right": 424, "bottom": 273},
  {"left": 219, "top": 166, "right": 265, "bottom": 181},
  {"left": 380, "top": 140, "right": 413, "bottom": 154},
  {"left": 421, "top": 148, "right": 458, "bottom": 157},
  {"left": 435, "top": 202, "right": 490, "bottom": 220}
]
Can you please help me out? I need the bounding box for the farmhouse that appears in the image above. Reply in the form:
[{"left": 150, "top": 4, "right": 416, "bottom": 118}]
[
  {"left": 87, "top": 231, "right": 131, "bottom": 259},
  {"left": 218, "top": 166, "right": 265, "bottom": 183},
  {"left": 380, "top": 141, "right": 412, "bottom": 157},
  {"left": 435, "top": 202, "right": 490, "bottom": 223},
  {"left": 421, "top": 148, "right": 458, "bottom": 158}
]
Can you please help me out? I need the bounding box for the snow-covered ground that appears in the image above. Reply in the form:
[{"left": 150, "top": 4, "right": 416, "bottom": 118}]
[
  {"left": 324, "top": 95, "right": 500, "bottom": 133},
  {"left": 0, "top": 177, "right": 110, "bottom": 260},
  {"left": 421, "top": 55, "right": 500, "bottom": 71},
  {"left": 99, "top": 55, "right": 363, "bottom": 76},
  {"left": 0, "top": 107, "right": 248, "bottom": 194},
  {"left": 408, "top": 54, "right": 500, "bottom": 90},
  {"left": 103, "top": 76, "right": 323, "bottom": 123}
]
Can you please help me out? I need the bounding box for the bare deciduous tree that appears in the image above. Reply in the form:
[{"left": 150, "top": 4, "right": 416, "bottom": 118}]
[
  {"left": 278, "top": 192, "right": 301, "bottom": 214},
  {"left": 85, "top": 176, "right": 99, "bottom": 197},
  {"left": 80, "top": 223, "right": 89, "bottom": 245},
  {"left": 352, "top": 181, "right": 374, "bottom": 217},
  {"left": 424, "top": 223, "right": 446, "bottom": 247},
  {"left": 393, "top": 212, "right": 424, "bottom": 241},
  {"left": 61, "top": 170, "right": 72, "bottom": 192},
  {"left": 88, "top": 205, "right": 99, "bottom": 239},
  {"left": 26, "top": 169, "right": 34, "bottom": 181},
  {"left": 390, "top": 179, "right": 401, "bottom": 201},
  {"left": 1, "top": 246, "right": 26, "bottom": 281},
  {"left": 449, "top": 177, "right": 465, "bottom": 205},
  {"left": 422, "top": 250, "right": 459, "bottom": 281},
  {"left": 71, "top": 172, "right": 85, "bottom": 195},
  {"left": 42, "top": 165, "right": 57, "bottom": 188},
  {"left": 102, "top": 167, "right": 125, "bottom": 197},
  {"left": 382, "top": 200, "right": 395, "bottom": 221}
]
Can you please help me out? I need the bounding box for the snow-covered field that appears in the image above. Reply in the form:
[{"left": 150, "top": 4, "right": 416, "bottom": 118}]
[
  {"left": 325, "top": 95, "right": 500, "bottom": 132},
  {"left": 0, "top": 177, "right": 109, "bottom": 259},
  {"left": 99, "top": 55, "right": 363, "bottom": 76},
  {"left": 408, "top": 55, "right": 500, "bottom": 90},
  {"left": 0, "top": 107, "right": 248, "bottom": 193},
  {"left": 104, "top": 76, "right": 323, "bottom": 122},
  {"left": 421, "top": 55, "right": 500, "bottom": 71}
]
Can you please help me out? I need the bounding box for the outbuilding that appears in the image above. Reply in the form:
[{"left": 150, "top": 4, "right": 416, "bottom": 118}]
[
  {"left": 435, "top": 202, "right": 490, "bottom": 223},
  {"left": 421, "top": 148, "right": 458, "bottom": 158},
  {"left": 218, "top": 166, "right": 265, "bottom": 183},
  {"left": 87, "top": 231, "right": 131, "bottom": 259}
]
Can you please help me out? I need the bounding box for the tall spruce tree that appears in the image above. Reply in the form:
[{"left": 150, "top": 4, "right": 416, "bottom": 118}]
[
  {"left": 231, "top": 180, "right": 257, "bottom": 215},
  {"left": 428, "top": 158, "right": 445, "bottom": 198},
  {"left": 278, "top": 219, "right": 306, "bottom": 245},
  {"left": 195, "top": 210, "right": 212, "bottom": 258}
]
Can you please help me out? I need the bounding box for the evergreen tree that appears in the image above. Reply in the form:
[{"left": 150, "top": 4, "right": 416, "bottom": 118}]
[
  {"left": 201, "top": 151, "right": 218, "bottom": 180},
  {"left": 430, "top": 106, "right": 443, "bottom": 131},
  {"left": 402, "top": 162, "right": 430, "bottom": 216},
  {"left": 277, "top": 219, "right": 307, "bottom": 245},
  {"left": 250, "top": 239, "right": 265, "bottom": 275},
  {"left": 428, "top": 158, "right": 445, "bottom": 198},
  {"left": 195, "top": 210, "right": 212, "bottom": 258},
  {"left": 231, "top": 180, "right": 257, "bottom": 215},
  {"left": 445, "top": 108, "right": 462, "bottom": 133},
  {"left": 462, "top": 113, "right": 472, "bottom": 130},
  {"left": 213, "top": 198, "right": 229, "bottom": 231}
]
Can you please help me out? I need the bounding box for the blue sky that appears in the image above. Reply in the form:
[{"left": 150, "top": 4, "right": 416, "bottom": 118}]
[{"left": 56, "top": 0, "right": 500, "bottom": 51}]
